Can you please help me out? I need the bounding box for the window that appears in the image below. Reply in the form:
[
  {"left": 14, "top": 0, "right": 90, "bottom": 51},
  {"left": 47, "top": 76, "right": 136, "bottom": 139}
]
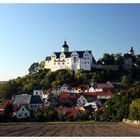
[
  {"left": 22, "top": 108, "right": 24, "bottom": 111},
  {"left": 83, "top": 100, "right": 85, "bottom": 102},
  {"left": 19, "top": 114, "right": 22, "bottom": 117},
  {"left": 25, "top": 113, "right": 27, "bottom": 116}
]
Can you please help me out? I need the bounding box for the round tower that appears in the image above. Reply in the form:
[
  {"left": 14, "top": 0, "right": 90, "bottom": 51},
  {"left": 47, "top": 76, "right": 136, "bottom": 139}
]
[{"left": 61, "top": 41, "right": 69, "bottom": 52}]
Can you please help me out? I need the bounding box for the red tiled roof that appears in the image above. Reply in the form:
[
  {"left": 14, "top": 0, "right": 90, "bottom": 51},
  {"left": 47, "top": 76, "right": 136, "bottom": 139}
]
[
  {"left": 55, "top": 107, "right": 79, "bottom": 118},
  {"left": 59, "top": 92, "right": 70, "bottom": 98},
  {"left": 2, "top": 99, "right": 11, "bottom": 107},
  {"left": 83, "top": 92, "right": 97, "bottom": 96},
  {"left": 13, "top": 104, "right": 22, "bottom": 111},
  {"left": 96, "top": 90, "right": 113, "bottom": 96},
  {"left": 0, "top": 99, "right": 11, "bottom": 112}
]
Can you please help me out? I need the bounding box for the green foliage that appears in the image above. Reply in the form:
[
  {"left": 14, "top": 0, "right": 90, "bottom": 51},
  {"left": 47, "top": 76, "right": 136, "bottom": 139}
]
[
  {"left": 80, "top": 111, "right": 90, "bottom": 121},
  {"left": 4, "top": 103, "right": 13, "bottom": 118},
  {"left": 28, "top": 62, "right": 40, "bottom": 74},
  {"left": 121, "top": 75, "right": 131, "bottom": 88},
  {"left": 35, "top": 112, "right": 45, "bottom": 122},
  {"left": 114, "top": 53, "right": 124, "bottom": 65},
  {"left": 102, "top": 53, "right": 115, "bottom": 65},
  {"left": 129, "top": 98, "right": 140, "bottom": 120},
  {"left": 35, "top": 107, "right": 58, "bottom": 122},
  {"left": 101, "top": 87, "right": 140, "bottom": 122},
  {"left": 44, "top": 107, "right": 58, "bottom": 121}
]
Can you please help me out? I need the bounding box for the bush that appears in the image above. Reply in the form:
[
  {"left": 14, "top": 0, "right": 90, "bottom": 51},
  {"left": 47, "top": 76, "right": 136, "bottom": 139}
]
[
  {"left": 129, "top": 98, "right": 140, "bottom": 120},
  {"left": 35, "top": 112, "right": 45, "bottom": 122},
  {"left": 44, "top": 107, "right": 58, "bottom": 121}
]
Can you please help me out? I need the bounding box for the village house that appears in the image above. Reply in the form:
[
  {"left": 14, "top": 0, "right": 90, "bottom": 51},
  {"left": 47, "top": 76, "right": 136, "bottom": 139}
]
[
  {"left": 84, "top": 100, "right": 102, "bottom": 110},
  {"left": 12, "top": 94, "right": 43, "bottom": 113},
  {"left": 14, "top": 105, "right": 30, "bottom": 119},
  {"left": 33, "top": 90, "right": 49, "bottom": 103},
  {"left": 77, "top": 95, "right": 88, "bottom": 106},
  {"left": 0, "top": 99, "right": 11, "bottom": 115},
  {"left": 55, "top": 107, "right": 80, "bottom": 120},
  {"left": 60, "top": 84, "right": 69, "bottom": 93},
  {"left": 96, "top": 89, "right": 113, "bottom": 100}
]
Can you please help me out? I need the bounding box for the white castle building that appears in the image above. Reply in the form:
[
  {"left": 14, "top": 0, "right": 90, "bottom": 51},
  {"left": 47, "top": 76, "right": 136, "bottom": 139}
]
[{"left": 44, "top": 41, "right": 94, "bottom": 72}]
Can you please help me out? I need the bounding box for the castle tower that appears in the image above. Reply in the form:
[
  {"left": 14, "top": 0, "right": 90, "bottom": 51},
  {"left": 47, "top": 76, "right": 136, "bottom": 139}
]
[
  {"left": 130, "top": 47, "right": 134, "bottom": 56},
  {"left": 61, "top": 41, "right": 69, "bottom": 52}
]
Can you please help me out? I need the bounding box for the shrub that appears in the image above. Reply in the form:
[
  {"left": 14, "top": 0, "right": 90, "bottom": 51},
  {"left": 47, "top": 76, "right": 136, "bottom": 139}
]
[{"left": 129, "top": 98, "right": 140, "bottom": 120}]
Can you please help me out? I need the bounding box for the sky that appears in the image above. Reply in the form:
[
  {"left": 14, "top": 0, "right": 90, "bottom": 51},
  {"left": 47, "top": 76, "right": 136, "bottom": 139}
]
[{"left": 0, "top": 4, "right": 140, "bottom": 81}]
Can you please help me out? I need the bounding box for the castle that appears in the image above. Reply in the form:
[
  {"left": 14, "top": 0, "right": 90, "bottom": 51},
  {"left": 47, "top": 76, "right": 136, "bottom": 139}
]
[
  {"left": 44, "top": 41, "right": 135, "bottom": 72},
  {"left": 44, "top": 41, "right": 94, "bottom": 72}
]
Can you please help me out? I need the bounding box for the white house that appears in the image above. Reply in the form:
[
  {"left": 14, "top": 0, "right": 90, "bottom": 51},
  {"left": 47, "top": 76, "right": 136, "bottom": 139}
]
[
  {"left": 33, "top": 90, "right": 49, "bottom": 103},
  {"left": 89, "top": 87, "right": 96, "bottom": 92},
  {"left": 77, "top": 95, "right": 88, "bottom": 106},
  {"left": 16, "top": 106, "right": 30, "bottom": 119},
  {"left": 33, "top": 90, "right": 43, "bottom": 100},
  {"left": 84, "top": 100, "right": 102, "bottom": 110},
  {"left": 44, "top": 41, "right": 94, "bottom": 72},
  {"left": 29, "top": 95, "right": 43, "bottom": 112}
]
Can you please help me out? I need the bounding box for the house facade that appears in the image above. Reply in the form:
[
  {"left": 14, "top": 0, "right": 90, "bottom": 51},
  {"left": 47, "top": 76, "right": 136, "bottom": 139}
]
[
  {"left": 44, "top": 41, "right": 94, "bottom": 72},
  {"left": 15, "top": 106, "right": 30, "bottom": 119},
  {"left": 77, "top": 95, "right": 88, "bottom": 106}
]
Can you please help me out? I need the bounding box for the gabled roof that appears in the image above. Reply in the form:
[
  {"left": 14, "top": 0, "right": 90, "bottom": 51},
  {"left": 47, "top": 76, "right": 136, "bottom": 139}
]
[
  {"left": 54, "top": 52, "right": 61, "bottom": 58},
  {"left": 76, "top": 51, "right": 91, "bottom": 58},
  {"left": 13, "top": 94, "right": 32, "bottom": 105},
  {"left": 30, "top": 95, "right": 43, "bottom": 104},
  {"left": 53, "top": 50, "right": 92, "bottom": 58},
  {"left": 97, "top": 83, "right": 114, "bottom": 89},
  {"left": 96, "top": 90, "right": 113, "bottom": 96}
]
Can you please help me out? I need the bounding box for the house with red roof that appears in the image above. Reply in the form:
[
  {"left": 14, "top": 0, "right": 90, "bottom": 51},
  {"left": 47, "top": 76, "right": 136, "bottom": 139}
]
[
  {"left": 0, "top": 99, "right": 11, "bottom": 114},
  {"left": 96, "top": 89, "right": 113, "bottom": 99},
  {"left": 58, "top": 92, "right": 70, "bottom": 104},
  {"left": 55, "top": 107, "right": 80, "bottom": 120}
]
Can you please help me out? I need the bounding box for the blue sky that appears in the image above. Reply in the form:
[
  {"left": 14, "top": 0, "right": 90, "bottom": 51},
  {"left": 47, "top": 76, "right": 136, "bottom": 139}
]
[{"left": 0, "top": 4, "right": 140, "bottom": 81}]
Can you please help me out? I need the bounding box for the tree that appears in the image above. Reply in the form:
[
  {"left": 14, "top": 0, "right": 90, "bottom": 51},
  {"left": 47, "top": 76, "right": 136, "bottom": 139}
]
[
  {"left": 4, "top": 103, "right": 13, "bottom": 119},
  {"left": 121, "top": 75, "right": 131, "bottom": 88},
  {"left": 44, "top": 107, "right": 58, "bottom": 121},
  {"left": 28, "top": 62, "right": 40, "bottom": 74},
  {"left": 79, "top": 111, "right": 90, "bottom": 121},
  {"left": 129, "top": 98, "right": 140, "bottom": 120},
  {"left": 101, "top": 87, "right": 140, "bottom": 122},
  {"left": 114, "top": 53, "right": 124, "bottom": 65},
  {"left": 102, "top": 53, "right": 115, "bottom": 65},
  {"left": 96, "top": 59, "right": 103, "bottom": 64},
  {"left": 35, "top": 112, "right": 45, "bottom": 122}
]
